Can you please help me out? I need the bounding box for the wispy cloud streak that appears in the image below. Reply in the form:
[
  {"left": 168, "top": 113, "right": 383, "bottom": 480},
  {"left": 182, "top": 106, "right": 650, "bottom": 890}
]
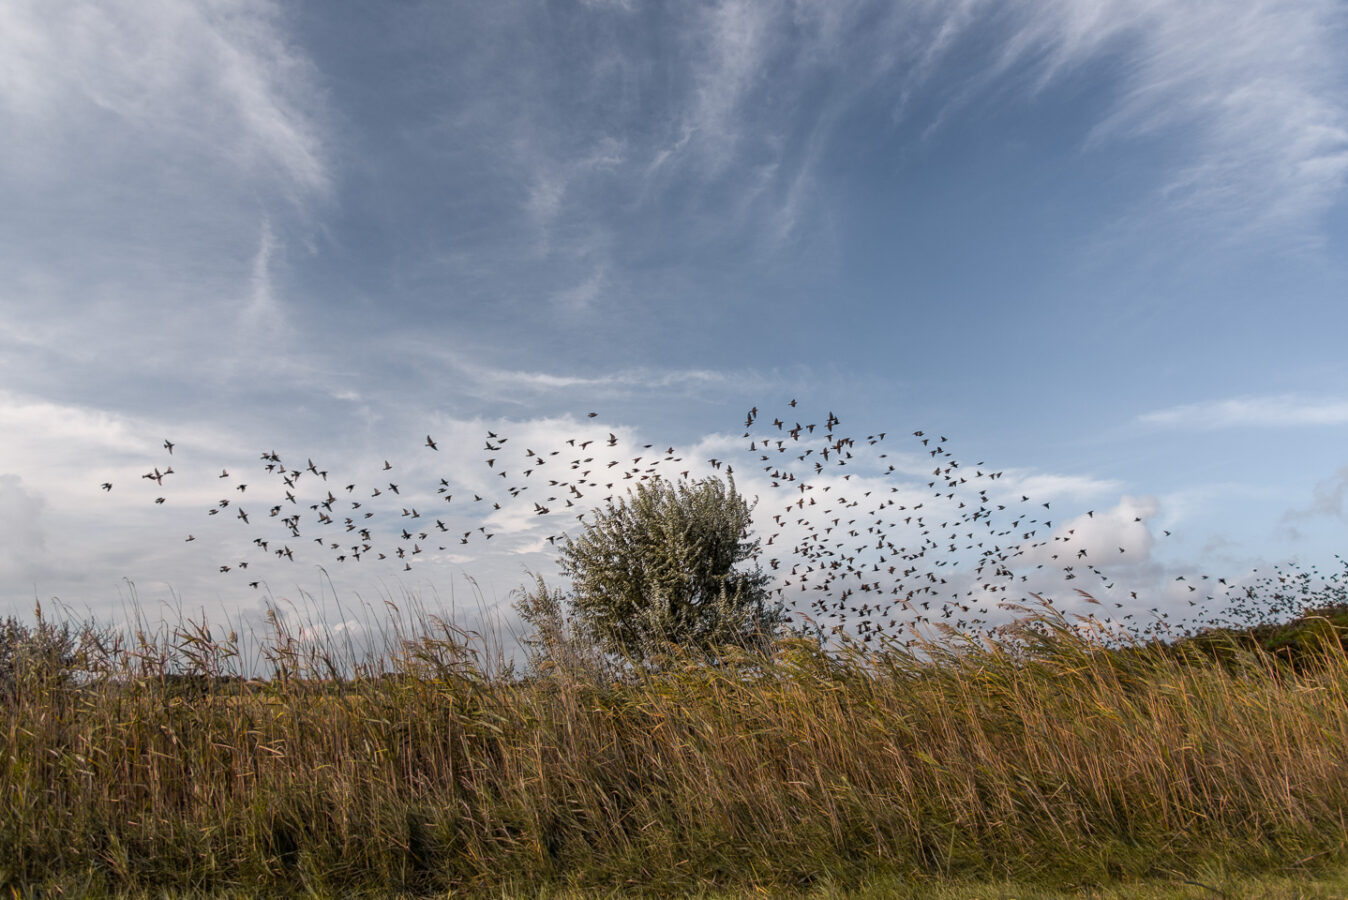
[
  {"left": 0, "top": 0, "right": 329, "bottom": 198},
  {"left": 1139, "top": 395, "right": 1348, "bottom": 429}
]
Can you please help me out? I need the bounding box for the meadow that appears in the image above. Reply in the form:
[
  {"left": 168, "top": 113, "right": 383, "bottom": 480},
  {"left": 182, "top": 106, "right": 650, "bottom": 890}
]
[{"left": 3, "top": 592, "right": 1348, "bottom": 898}]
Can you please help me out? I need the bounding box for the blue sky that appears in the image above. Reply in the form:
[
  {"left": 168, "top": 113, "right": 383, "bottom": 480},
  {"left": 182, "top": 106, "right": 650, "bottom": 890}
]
[{"left": 2, "top": 0, "right": 1347, "bottom": 642}]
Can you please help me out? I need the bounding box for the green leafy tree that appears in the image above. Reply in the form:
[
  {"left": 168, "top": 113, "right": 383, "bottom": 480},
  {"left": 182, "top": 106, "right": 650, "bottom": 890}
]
[{"left": 552, "top": 474, "right": 784, "bottom": 665}]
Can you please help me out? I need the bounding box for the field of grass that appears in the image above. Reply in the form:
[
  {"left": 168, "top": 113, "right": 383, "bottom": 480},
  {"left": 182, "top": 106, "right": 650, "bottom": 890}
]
[{"left": 3, "top": 600, "right": 1348, "bottom": 898}]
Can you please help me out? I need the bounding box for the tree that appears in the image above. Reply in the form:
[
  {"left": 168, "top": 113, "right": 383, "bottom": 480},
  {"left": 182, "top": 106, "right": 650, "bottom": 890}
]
[{"left": 551, "top": 474, "right": 784, "bottom": 665}]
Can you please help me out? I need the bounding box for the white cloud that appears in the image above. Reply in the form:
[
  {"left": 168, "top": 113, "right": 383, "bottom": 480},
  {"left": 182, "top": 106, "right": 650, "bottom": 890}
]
[
  {"left": 1139, "top": 394, "right": 1348, "bottom": 429},
  {"left": 394, "top": 343, "right": 737, "bottom": 401},
  {"left": 1001, "top": 0, "right": 1348, "bottom": 244},
  {"left": 0, "top": 0, "right": 332, "bottom": 407},
  {"left": 682, "top": 0, "right": 773, "bottom": 171},
  {"left": 1283, "top": 465, "right": 1348, "bottom": 523},
  {"left": 993, "top": 471, "right": 1122, "bottom": 503},
  {"left": 579, "top": 0, "right": 634, "bottom": 11},
  {"left": 0, "top": 392, "right": 146, "bottom": 462},
  {"left": 243, "top": 219, "right": 281, "bottom": 328},
  {"left": 0, "top": 475, "right": 50, "bottom": 584},
  {"left": 663, "top": 0, "right": 1348, "bottom": 248},
  {"left": 553, "top": 266, "right": 608, "bottom": 313},
  {"left": 526, "top": 167, "right": 567, "bottom": 238},
  {"left": 1018, "top": 495, "right": 1159, "bottom": 569},
  {"left": 0, "top": 389, "right": 281, "bottom": 528},
  {"left": 406, "top": 0, "right": 1348, "bottom": 331},
  {"left": 0, "top": 0, "right": 328, "bottom": 198}
]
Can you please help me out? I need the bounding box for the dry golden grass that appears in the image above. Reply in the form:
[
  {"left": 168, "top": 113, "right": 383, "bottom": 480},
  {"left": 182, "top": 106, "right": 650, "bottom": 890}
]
[{"left": 2, "top": 603, "right": 1347, "bottom": 897}]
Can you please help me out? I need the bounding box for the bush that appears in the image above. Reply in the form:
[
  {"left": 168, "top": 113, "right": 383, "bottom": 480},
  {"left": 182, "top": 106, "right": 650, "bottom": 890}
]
[
  {"left": 0, "top": 609, "right": 105, "bottom": 702},
  {"left": 512, "top": 573, "right": 611, "bottom": 680},
  {"left": 528, "top": 475, "right": 784, "bottom": 668}
]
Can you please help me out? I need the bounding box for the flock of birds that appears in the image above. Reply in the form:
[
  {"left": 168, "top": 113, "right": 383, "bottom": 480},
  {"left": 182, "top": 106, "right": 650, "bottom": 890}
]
[{"left": 102, "top": 402, "right": 1334, "bottom": 644}]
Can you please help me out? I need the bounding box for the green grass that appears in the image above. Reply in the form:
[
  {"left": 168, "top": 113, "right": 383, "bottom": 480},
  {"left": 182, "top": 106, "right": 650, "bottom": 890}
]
[{"left": 3, "top": 602, "right": 1348, "bottom": 897}]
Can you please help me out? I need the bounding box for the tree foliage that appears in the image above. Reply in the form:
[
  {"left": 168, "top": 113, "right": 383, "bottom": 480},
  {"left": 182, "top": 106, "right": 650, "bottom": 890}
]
[{"left": 539, "top": 475, "right": 782, "bottom": 666}]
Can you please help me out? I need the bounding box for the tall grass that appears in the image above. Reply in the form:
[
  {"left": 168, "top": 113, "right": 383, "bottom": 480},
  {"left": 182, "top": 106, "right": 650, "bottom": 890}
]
[{"left": 3, "top": 599, "right": 1348, "bottom": 897}]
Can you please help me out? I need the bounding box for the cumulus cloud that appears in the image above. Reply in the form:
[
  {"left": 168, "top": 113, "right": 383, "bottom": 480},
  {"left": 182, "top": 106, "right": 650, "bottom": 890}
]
[
  {"left": 0, "top": 390, "right": 260, "bottom": 495},
  {"left": 1019, "top": 495, "right": 1159, "bottom": 569}
]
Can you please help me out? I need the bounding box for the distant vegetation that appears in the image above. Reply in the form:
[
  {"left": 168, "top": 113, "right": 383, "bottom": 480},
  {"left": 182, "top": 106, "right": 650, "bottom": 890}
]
[{"left": 3, "top": 578, "right": 1348, "bottom": 897}]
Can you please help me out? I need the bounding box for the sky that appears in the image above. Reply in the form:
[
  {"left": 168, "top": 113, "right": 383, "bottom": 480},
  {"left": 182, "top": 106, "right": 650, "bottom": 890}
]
[{"left": 2, "top": 0, "right": 1347, "bottom": 650}]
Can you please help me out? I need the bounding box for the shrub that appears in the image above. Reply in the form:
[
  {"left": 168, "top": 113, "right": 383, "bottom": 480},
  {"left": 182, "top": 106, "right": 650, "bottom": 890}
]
[
  {"left": 0, "top": 609, "right": 104, "bottom": 702},
  {"left": 540, "top": 475, "right": 784, "bottom": 667}
]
